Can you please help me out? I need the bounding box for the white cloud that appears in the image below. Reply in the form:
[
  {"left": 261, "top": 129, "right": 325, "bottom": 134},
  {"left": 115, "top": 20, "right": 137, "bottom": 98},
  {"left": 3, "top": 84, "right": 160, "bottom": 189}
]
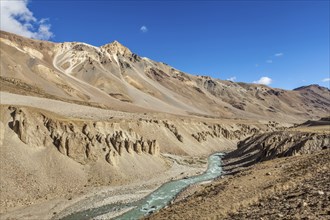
[
  {"left": 253, "top": 76, "right": 272, "bottom": 85},
  {"left": 322, "top": 78, "right": 330, "bottom": 82},
  {"left": 255, "top": 64, "right": 259, "bottom": 67},
  {"left": 227, "top": 76, "right": 236, "bottom": 82},
  {"left": 140, "top": 25, "right": 148, "bottom": 33},
  {"left": 266, "top": 60, "right": 273, "bottom": 63},
  {"left": 0, "top": 0, "right": 53, "bottom": 40},
  {"left": 275, "top": 53, "right": 283, "bottom": 57}
]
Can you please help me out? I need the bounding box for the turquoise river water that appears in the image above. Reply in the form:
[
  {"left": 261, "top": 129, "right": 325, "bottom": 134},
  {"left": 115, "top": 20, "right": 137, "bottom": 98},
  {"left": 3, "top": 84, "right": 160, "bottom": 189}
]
[{"left": 61, "top": 152, "right": 224, "bottom": 220}]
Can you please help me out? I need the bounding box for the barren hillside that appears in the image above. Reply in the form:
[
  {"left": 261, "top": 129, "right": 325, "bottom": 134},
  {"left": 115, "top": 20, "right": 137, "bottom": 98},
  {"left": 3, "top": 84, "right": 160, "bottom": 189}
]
[
  {"left": 1, "top": 30, "right": 329, "bottom": 122},
  {"left": 0, "top": 30, "right": 329, "bottom": 219},
  {"left": 147, "top": 122, "right": 330, "bottom": 219}
]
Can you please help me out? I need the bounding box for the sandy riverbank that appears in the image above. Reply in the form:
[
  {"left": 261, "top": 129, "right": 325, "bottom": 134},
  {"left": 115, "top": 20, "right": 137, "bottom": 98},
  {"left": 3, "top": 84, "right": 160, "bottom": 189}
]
[{"left": 0, "top": 154, "right": 207, "bottom": 220}]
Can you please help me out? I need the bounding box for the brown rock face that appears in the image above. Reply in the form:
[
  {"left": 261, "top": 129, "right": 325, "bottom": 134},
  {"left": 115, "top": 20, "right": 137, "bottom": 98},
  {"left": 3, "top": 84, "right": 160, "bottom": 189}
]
[
  {"left": 192, "top": 124, "right": 260, "bottom": 143},
  {"left": 163, "top": 121, "right": 183, "bottom": 142},
  {"left": 8, "top": 107, "right": 160, "bottom": 166},
  {"left": 8, "top": 106, "right": 48, "bottom": 147},
  {"left": 100, "top": 40, "right": 133, "bottom": 57},
  {"left": 226, "top": 131, "right": 330, "bottom": 164},
  {"left": 10, "top": 107, "right": 26, "bottom": 143}
]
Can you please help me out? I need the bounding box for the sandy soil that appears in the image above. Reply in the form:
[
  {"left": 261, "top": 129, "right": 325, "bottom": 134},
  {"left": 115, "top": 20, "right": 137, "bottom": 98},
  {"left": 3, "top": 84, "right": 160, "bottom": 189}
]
[
  {"left": 0, "top": 91, "right": 139, "bottom": 121},
  {"left": 0, "top": 91, "right": 263, "bottom": 126}
]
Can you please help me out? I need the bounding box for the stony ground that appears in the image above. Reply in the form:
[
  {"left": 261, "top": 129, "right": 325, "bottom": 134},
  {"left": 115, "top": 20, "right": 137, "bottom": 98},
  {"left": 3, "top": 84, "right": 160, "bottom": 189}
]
[
  {"left": 225, "top": 150, "right": 330, "bottom": 220},
  {"left": 147, "top": 149, "right": 330, "bottom": 220}
]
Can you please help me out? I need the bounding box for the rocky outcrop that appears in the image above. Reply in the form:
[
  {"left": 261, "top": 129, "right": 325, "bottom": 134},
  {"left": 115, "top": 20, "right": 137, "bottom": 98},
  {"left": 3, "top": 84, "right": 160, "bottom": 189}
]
[
  {"left": 298, "top": 117, "right": 330, "bottom": 127},
  {"left": 192, "top": 124, "right": 260, "bottom": 142},
  {"left": 226, "top": 131, "right": 330, "bottom": 165},
  {"left": 8, "top": 107, "right": 160, "bottom": 166},
  {"left": 101, "top": 40, "right": 133, "bottom": 58},
  {"left": 163, "top": 121, "right": 183, "bottom": 142},
  {"left": 8, "top": 106, "right": 49, "bottom": 147},
  {"left": 230, "top": 102, "right": 246, "bottom": 111},
  {"left": 8, "top": 106, "right": 277, "bottom": 167},
  {"left": 145, "top": 67, "right": 170, "bottom": 81}
]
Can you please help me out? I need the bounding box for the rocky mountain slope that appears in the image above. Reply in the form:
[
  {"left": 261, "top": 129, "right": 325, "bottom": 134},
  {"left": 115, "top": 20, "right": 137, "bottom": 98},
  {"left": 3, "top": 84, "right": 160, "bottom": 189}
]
[
  {"left": 0, "top": 30, "right": 329, "bottom": 219},
  {"left": 1, "top": 30, "right": 329, "bottom": 122},
  {"left": 147, "top": 122, "right": 330, "bottom": 219},
  {"left": 225, "top": 130, "right": 329, "bottom": 167},
  {"left": 147, "top": 149, "right": 330, "bottom": 220},
  {"left": 225, "top": 117, "right": 330, "bottom": 166}
]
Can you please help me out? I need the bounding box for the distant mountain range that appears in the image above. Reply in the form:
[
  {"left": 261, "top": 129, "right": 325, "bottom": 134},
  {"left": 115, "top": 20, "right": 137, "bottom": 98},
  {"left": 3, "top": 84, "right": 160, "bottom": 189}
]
[{"left": 1, "top": 30, "right": 329, "bottom": 122}]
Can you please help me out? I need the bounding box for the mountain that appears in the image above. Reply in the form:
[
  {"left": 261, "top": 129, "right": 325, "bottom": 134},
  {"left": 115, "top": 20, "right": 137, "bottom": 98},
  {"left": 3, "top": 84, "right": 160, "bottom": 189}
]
[
  {"left": 0, "top": 31, "right": 329, "bottom": 219},
  {"left": 1, "top": 30, "right": 329, "bottom": 122}
]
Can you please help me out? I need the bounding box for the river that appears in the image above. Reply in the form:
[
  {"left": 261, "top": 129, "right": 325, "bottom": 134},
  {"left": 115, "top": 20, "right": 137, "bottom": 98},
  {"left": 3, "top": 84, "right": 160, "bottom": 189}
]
[{"left": 60, "top": 152, "right": 224, "bottom": 220}]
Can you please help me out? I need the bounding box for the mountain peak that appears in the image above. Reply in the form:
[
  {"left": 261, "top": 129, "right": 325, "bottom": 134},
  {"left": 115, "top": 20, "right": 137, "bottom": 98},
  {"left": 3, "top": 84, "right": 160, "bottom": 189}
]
[
  {"left": 293, "top": 84, "right": 329, "bottom": 92},
  {"left": 101, "top": 40, "right": 132, "bottom": 57},
  {"left": 110, "top": 40, "right": 125, "bottom": 47}
]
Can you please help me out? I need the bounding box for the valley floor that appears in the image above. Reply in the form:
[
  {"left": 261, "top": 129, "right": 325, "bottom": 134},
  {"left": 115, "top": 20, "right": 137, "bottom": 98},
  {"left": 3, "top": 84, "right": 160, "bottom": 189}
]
[
  {"left": 1, "top": 92, "right": 328, "bottom": 220},
  {"left": 0, "top": 91, "right": 240, "bottom": 219}
]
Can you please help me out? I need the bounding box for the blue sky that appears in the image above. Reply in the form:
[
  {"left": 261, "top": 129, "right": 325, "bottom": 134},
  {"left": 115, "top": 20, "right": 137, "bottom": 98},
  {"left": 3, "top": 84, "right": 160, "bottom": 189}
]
[{"left": 1, "top": 0, "right": 329, "bottom": 89}]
